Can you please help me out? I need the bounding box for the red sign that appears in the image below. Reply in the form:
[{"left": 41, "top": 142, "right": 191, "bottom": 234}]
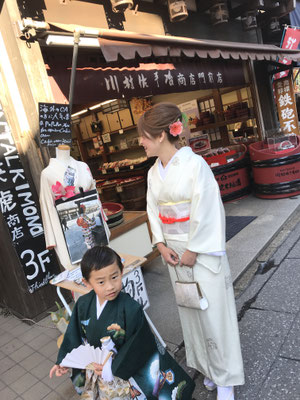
[{"left": 275, "top": 27, "right": 300, "bottom": 80}]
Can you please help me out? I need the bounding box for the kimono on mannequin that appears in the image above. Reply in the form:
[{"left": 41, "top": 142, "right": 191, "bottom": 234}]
[
  {"left": 147, "top": 146, "right": 244, "bottom": 387},
  {"left": 39, "top": 149, "right": 109, "bottom": 270},
  {"left": 57, "top": 291, "right": 195, "bottom": 400}
]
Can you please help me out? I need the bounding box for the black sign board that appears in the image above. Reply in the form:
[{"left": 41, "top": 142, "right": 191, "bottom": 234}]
[
  {"left": 48, "top": 59, "right": 246, "bottom": 105},
  {"left": 39, "top": 102, "right": 71, "bottom": 147},
  {"left": 0, "top": 103, "right": 60, "bottom": 293}
]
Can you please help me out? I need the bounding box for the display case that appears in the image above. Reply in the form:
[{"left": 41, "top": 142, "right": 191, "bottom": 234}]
[{"left": 190, "top": 86, "right": 259, "bottom": 149}]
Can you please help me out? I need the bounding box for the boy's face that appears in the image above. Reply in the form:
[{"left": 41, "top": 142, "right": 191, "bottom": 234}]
[{"left": 83, "top": 261, "right": 123, "bottom": 305}]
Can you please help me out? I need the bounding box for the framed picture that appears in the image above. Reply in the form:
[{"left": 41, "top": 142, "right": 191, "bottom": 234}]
[
  {"left": 55, "top": 189, "right": 109, "bottom": 264},
  {"left": 189, "top": 134, "right": 211, "bottom": 154}
]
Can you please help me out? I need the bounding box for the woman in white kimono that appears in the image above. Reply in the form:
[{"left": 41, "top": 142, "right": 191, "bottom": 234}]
[{"left": 138, "top": 103, "right": 244, "bottom": 400}]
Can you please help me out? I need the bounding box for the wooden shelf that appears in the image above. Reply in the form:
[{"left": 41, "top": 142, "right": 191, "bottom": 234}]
[
  {"left": 87, "top": 145, "right": 144, "bottom": 161},
  {"left": 190, "top": 114, "right": 255, "bottom": 133},
  {"left": 96, "top": 167, "right": 149, "bottom": 181},
  {"left": 107, "top": 145, "right": 143, "bottom": 155},
  {"left": 81, "top": 137, "right": 97, "bottom": 143}
]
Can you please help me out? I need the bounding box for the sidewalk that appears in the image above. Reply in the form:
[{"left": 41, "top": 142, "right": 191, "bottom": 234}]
[{"left": 0, "top": 194, "right": 300, "bottom": 399}]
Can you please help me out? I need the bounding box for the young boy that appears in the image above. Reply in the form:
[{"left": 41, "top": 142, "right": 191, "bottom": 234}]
[{"left": 50, "top": 246, "right": 195, "bottom": 399}]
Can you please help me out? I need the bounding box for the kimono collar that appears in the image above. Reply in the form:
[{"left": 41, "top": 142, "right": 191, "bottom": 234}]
[
  {"left": 158, "top": 147, "right": 193, "bottom": 180},
  {"left": 96, "top": 296, "right": 108, "bottom": 319}
]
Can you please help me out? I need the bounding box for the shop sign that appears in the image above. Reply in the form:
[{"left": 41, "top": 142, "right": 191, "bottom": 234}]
[
  {"left": 0, "top": 103, "right": 60, "bottom": 293},
  {"left": 122, "top": 266, "right": 149, "bottom": 310},
  {"left": 274, "top": 27, "right": 300, "bottom": 80},
  {"left": 50, "top": 60, "right": 245, "bottom": 104},
  {"left": 39, "top": 102, "right": 71, "bottom": 147},
  {"left": 274, "top": 76, "right": 299, "bottom": 136}
]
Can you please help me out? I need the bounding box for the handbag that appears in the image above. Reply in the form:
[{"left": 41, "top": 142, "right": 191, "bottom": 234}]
[{"left": 174, "top": 267, "right": 208, "bottom": 310}]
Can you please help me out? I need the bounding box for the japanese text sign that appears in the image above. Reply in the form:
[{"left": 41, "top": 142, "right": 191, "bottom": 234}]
[
  {"left": 274, "top": 75, "right": 299, "bottom": 136},
  {"left": 274, "top": 27, "right": 300, "bottom": 80},
  {"left": 49, "top": 60, "right": 245, "bottom": 104},
  {"left": 0, "top": 103, "right": 60, "bottom": 293},
  {"left": 122, "top": 267, "right": 149, "bottom": 310},
  {"left": 39, "top": 102, "right": 71, "bottom": 147}
]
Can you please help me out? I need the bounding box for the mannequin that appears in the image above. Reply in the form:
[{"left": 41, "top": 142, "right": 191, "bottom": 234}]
[{"left": 40, "top": 144, "right": 110, "bottom": 270}]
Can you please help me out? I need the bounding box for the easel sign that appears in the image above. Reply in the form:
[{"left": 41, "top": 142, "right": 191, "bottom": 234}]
[
  {"left": 122, "top": 267, "right": 149, "bottom": 311},
  {"left": 39, "top": 102, "right": 72, "bottom": 147}
]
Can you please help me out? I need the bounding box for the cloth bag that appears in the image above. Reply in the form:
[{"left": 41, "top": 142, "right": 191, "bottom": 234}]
[{"left": 174, "top": 267, "right": 208, "bottom": 310}]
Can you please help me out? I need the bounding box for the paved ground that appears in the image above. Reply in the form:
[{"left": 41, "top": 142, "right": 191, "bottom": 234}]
[{"left": 0, "top": 195, "right": 300, "bottom": 399}]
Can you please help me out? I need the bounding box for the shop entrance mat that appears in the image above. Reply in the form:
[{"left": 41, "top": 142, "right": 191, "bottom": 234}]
[{"left": 226, "top": 216, "right": 257, "bottom": 241}]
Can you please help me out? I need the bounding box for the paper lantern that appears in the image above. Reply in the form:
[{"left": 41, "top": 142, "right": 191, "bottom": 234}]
[
  {"left": 209, "top": 2, "right": 229, "bottom": 25},
  {"left": 241, "top": 10, "right": 258, "bottom": 31},
  {"left": 168, "top": 0, "right": 188, "bottom": 22},
  {"left": 110, "top": 0, "right": 134, "bottom": 13}
]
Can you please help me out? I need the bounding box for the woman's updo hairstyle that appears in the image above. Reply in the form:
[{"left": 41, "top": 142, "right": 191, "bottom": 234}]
[{"left": 137, "top": 102, "right": 182, "bottom": 144}]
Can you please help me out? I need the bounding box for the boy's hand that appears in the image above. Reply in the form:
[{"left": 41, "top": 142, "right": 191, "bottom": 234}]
[
  {"left": 49, "top": 364, "right": 69, "bottom": 378},
  {"left": 92, "top": 363, "right": 103, "bottom": 376}
]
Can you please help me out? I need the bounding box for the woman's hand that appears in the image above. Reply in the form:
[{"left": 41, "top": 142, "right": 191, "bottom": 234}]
[
  {"left": 49, "top": 365, "right": 69, "bottom": 378},
  {"left": 92, "top": 363, "right": 103, "bottom": 376},
  {"left": 157, "top": 243, "right": 179, "bottom": 266},
  {"left": 180, "top": 250, "right": 197, "bottom": 268}
]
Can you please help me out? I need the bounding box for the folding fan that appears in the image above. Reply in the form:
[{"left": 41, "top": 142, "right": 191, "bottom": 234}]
[{"left": 60, "top": 344, "right": 113, "bottom": 370}]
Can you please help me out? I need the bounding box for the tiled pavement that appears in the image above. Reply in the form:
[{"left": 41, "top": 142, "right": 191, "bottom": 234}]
[{"left": 0, "top": 310, "right": 79, "bottom": 400}]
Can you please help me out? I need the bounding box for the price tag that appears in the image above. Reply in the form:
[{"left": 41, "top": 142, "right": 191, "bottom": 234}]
[
  {"left": 102, "top": 169, "right": 107, "bottom": 174},
  {"left": 130, "top": 165, "right": 134, "bottom": 170},
  {"left": 116, "top": 186, "right": 123, "bottom": 193},
  {"left": 114, "top": 167, "right": 120, "bottom": 172}
]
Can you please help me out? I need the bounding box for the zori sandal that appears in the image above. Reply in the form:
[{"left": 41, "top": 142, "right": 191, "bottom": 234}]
[{"left": 203, "top": 377, "right": 217, "bottom": 391}]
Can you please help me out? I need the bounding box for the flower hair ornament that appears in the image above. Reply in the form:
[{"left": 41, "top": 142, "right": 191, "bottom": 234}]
[{"left": 168, "top": 112, "right": 188, "bottom": 137}]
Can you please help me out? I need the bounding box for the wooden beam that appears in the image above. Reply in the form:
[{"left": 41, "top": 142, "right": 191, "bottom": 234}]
[{"left": 0, "top": 0, "right": 55, "bottom": 194}]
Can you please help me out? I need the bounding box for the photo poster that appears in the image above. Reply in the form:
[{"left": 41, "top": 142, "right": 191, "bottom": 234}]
[
  {"left": 55, "top": 189, "right": 109, "bottom": 264},
  {"left": 189, "top": 134, "right": 211, "bottom": 155},
  {"left": 178, "top": 99, "right": 200, "bottom": 147},
  {"left": 39, "top": 102, "right": 72, "bottom": 147},
  {"left": 293, "top": 68, "right": 300, "bottom": 94}
]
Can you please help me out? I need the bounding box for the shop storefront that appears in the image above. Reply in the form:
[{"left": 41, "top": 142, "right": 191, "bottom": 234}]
[
  {"left": 42, "top": 28, "right": 300, "bottom": 204},
  {"left": 1, "top": 1, "right": 300, "bottom": 319}
]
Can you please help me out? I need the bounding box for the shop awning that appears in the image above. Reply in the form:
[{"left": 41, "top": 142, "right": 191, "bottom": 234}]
[{"left": 45, "top": 25, "right": 300, "bottom": 63}]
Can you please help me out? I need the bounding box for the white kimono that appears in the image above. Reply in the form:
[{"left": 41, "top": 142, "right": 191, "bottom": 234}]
[
  {"left": 147, "top": 146, "right": 244, "bottom": 387},
  {"left": 40, "top": 157, "right": 109, "bottom": 270}
]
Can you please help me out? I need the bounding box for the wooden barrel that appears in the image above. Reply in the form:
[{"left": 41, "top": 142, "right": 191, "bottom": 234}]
[
  {"left": 204, "top": 144, "right": 252, "bottom": 203},
  {"left": 117, "top": 176, "right": 146, "bottom": 210},
  {"left": 249, "top": 136, "right": 300, "bottom": 199},
  {"left": 96, "top": 179, "right": 120, "bottom": 203}
]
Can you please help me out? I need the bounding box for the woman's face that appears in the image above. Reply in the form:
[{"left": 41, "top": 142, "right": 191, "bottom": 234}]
[{"left": 139, "top": 131, "right": 162, "bottom": 158}]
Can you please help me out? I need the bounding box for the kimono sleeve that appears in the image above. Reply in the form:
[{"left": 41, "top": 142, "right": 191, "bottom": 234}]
[
  {"left": 111, "top": 303, "right": 157, "bottom": 380},
  {"left": 56, "top": 300, "right": 85, "bottom": 365},
  {"left": 187, "top": 157, "right": 226, "bottom": 254},
  {"left": 146, "top": 170, "right": 165, "bottom": 246}
]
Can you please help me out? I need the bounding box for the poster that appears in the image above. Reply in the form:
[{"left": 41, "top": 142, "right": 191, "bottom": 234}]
[
  {"left": 178, "top": 99, "right": 200, "bottom": 147},
  {"left": 55, "top": 189, "right": 108, "bottom": 264},
  {"left": 189, "top": 134, "right": 211, "bottom": 154}
]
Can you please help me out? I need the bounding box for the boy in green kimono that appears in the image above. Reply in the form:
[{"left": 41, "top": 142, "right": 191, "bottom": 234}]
[{"left": 49, "top": 246, "right": 195, "bottom": 399}]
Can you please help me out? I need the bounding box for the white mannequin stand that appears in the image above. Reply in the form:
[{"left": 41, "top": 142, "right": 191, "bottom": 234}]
[{"left": 39, "top": 144, "right": 107, "bottom": 270}]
